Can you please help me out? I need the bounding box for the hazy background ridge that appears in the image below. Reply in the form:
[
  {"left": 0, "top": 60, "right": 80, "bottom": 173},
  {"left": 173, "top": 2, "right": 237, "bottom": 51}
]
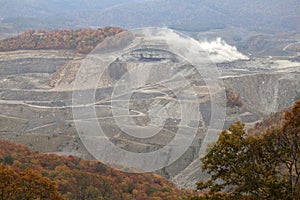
[{"left": 0, "top": 0, "right": 299, "bottom": 32}]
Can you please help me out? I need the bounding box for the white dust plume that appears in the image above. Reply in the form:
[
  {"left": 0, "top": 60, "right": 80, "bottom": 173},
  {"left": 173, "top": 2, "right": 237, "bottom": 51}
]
[{"left": 198, "top": 37, "right": 248, "bottom": 63}]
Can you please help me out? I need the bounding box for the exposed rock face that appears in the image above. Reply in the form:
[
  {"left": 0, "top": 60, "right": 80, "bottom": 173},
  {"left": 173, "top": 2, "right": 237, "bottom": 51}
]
[
  {"left": 0, "top": 50, "right": 78, "bottom": 89},
  {"left": 224, "top": 72, "right": 300, "bottom": 116},
  {"left": 0, "top": 41, "right": 300, "bottom": 189}
]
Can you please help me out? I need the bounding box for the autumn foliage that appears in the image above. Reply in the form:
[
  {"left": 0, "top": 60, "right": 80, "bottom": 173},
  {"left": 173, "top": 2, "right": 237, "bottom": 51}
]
[
  {"left": 0, "top": 27, "right": 124, "bottom": 54},
  {"left": 0, "top": 140, "right": 191, "bottom": 200},
  {"left": 0, "top": 164, "right": 65, "bottom": 200},
  {"left": 248, "top": 108, "right": 287, "bottom": 136},
  {"left": 196, "top": 99, "right": 300, "bottom": 199},
  {"left": 226, "top": 90, "right": 242, "bottom": 108}
]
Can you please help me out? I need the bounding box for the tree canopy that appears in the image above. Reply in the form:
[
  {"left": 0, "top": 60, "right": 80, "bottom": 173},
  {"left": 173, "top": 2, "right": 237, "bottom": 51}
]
[
  {"left": 196, "top": 99, "right": 300, "bottom": 199},
  {"left": 0, "top": 27, "right": 124, "bottom": 53},
  {"left": 0, "top": 164, "right": 64, "bottom": 200},
  {"left": 0, "top": 139, "right": 192, "bottom": 200}
]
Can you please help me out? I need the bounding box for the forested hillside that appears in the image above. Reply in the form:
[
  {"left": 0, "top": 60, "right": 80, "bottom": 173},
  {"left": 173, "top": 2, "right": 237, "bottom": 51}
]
[
  {"left": 0, "top": 27, "right": 124, "bottom": 53},
  {"left": 195, "top": 99, "right": 300, "bottom": 199},
  {"left": 0, "top": 140, "right": 192, "bottom": 200}
]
